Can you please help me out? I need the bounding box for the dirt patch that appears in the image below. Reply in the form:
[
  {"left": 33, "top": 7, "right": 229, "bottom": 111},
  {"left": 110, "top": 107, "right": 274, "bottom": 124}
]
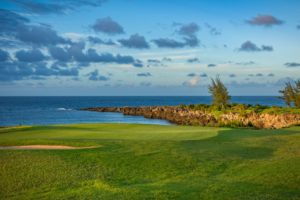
[{"left": 0, "top": 145, "right": 100, "bottom": 150}]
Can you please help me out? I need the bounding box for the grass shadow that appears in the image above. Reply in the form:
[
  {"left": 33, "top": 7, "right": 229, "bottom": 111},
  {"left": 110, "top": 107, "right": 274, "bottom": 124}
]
[{"left": 180, "top": 127, "right": 300, "bottom": 160}]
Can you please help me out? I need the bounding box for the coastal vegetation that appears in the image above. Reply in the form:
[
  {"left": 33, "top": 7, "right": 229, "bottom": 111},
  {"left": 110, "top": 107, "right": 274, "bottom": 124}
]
[
  {"left": 0, "top": 124, "right": 299, "bottom": 199},
  {"left": 280, "top": 80, "right": 300, "bottom": 108},
  {"left": 205, "top": 77, "right": 300, "bottom": 113},
  {"left": 82, "top": 79, "right": 300, "bottom": 129},
  {"left": 208, "top": 77, "right": 231, "bottom": 109},
  {"left": 204, "top": 77, "right": 300, "bottom": 111},
  {"left": 84, "top": 106, "right": 300, "bottom": 128},
  {"left": 179, "top": 103, "right": 300, "bottom": 115}
]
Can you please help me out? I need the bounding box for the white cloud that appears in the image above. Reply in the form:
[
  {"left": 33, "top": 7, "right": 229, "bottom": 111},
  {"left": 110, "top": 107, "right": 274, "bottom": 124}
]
[{"left": 183, "top": 76, "right": 201, "bottom": 87}]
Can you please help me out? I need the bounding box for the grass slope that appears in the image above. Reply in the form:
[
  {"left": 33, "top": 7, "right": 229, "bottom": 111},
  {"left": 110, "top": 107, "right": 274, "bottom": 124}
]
[{"left": 0, "top": 124, "right": 299, "bottom": 200}]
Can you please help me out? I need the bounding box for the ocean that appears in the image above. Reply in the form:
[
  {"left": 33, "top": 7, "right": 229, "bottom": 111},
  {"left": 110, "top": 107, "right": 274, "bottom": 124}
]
[{"left": 0, "top": 96, "right": 284, "bottom": 126}]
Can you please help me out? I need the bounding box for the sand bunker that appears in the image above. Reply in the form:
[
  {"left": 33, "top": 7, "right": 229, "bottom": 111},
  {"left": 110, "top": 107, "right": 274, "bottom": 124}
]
[{"left": 0, "top": 145, "right": 99, "bottom": 150}]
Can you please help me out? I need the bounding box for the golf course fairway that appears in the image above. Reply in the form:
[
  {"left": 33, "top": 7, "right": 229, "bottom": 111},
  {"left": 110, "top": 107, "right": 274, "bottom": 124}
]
[{"left": 0, "top": 124, "right": 299, "bottom": 199}]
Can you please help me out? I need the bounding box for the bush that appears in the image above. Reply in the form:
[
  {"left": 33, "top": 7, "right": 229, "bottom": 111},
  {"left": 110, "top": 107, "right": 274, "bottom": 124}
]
[{"left": 177, "top": 103, "right": 300, "bottom": 115}]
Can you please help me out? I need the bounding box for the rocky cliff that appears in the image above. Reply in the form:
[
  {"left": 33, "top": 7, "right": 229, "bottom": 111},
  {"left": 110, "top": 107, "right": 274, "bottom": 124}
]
[{"left": 81, "top": 106, "right": 300, "bottom": 129}]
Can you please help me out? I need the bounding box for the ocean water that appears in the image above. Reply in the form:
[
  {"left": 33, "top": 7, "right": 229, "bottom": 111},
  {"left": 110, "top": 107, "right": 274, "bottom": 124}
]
[{"left": 0, "top": 96, "right": 284, "bottom": 126}]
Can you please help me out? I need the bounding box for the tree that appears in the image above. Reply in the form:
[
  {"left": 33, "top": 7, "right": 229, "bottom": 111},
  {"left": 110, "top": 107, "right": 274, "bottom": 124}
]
[
  {"left": 208, "top": 77, "right": 231, "bottom": 109},
  {"left": 294, "top": 80, "right": 300, "bottom": 108},
  {"left": 279, "top": 80, "right": 300, "bottom": 108},
  {"left": 279, "top": 82, "right": 294, "bottom": 107}
]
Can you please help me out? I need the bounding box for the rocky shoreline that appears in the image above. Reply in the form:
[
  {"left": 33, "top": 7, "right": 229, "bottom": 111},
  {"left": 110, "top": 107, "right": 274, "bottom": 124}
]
[{"left": 81, "top": 106, "right": 300, "bottom": 129}]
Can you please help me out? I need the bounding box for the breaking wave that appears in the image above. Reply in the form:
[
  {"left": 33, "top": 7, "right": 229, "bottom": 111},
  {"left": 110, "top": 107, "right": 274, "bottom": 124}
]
[{"left": 56, "top": 107, "right": 73, "bottom": 111}]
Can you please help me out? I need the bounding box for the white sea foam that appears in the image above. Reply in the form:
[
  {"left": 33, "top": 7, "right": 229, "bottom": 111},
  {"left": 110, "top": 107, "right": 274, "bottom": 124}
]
[{"left": 57, "top": 107, "right": 73, "bottom": 111}]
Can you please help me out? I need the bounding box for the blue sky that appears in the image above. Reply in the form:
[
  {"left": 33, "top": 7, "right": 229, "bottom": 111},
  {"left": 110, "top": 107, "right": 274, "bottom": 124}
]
[{"left": 0, "top": 0, "right": 300, "bottom": 96}]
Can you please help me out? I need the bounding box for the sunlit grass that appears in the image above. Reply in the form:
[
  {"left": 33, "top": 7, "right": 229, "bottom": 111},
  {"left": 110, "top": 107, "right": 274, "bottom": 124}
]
[{"left": 0, "top": 124, "right": 299, "bottom": 199}]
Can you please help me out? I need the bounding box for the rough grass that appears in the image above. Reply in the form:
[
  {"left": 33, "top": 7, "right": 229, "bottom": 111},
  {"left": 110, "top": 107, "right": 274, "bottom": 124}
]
[{"left": 0, "top": 124, "right": 299, "bottom": 200}]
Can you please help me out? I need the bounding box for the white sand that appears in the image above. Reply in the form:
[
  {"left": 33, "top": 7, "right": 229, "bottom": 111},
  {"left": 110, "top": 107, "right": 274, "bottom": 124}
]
[{"left": 0, "top": 145, "right": 99, "bottom": 150}]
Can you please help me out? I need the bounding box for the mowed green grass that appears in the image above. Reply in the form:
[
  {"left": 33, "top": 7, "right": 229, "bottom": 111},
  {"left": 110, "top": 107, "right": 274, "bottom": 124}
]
[{"left": 0, "top": 124, "right": 299, "bottom": 200}]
